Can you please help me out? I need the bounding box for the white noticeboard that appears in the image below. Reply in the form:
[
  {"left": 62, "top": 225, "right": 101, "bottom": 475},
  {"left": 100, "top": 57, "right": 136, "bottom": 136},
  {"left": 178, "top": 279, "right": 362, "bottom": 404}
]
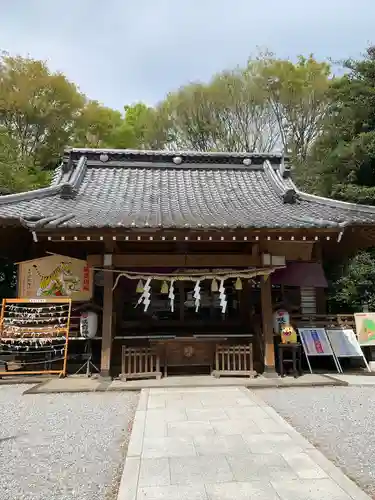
[
  {"left": 298, "top": 328, "right": 342, "bottom": 373},
  {"left": 326, "top": 328, "right": 370, "bottom": 372}
]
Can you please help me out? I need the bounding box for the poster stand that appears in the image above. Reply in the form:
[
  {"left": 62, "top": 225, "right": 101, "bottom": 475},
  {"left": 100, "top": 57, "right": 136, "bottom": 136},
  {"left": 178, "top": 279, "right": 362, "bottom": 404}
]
[
  {"left": 0, "top": 297, "right": 71, "bottom": 377},
  {"left": 326, "top": 328, "right": 371, "bottom": 373},
  {"left": 298, "top": 327, "right": 342, "bottom": 374}
]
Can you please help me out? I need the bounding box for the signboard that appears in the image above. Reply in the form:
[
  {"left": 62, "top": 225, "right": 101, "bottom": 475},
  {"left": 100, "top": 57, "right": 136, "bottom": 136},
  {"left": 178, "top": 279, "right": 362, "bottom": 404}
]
[
  {"left": 298, "top": 327, "right": 341, "bottom": 374},
  {"left": 326, "top": 328, "right": 363, "bottom": 358},
  {"left": 354, "top": 313, "right": 375, "bottom": 346},
  {"left": 326, "top": 328, "right": 370, "bottom": 372},
  {"left": 298, "top": 328, "right": 333, "bottom": 356},
  {"left": 17, "top": 254, "right": 93, "bottom": 302}
]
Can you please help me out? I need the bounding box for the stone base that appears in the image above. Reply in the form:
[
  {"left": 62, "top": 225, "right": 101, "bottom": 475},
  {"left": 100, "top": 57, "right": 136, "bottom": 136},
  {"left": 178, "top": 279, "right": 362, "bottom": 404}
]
[
  {"left": 98, "top": 371, "right": 112, "bottom": 382},
  {"left": 262, "top": 366, "right": 279, "bottom": 379}
]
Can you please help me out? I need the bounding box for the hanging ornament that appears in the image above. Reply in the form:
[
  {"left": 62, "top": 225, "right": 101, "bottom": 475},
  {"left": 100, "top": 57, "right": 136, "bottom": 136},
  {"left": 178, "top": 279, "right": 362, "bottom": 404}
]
[
  {"left": 211, "top": 279, "right": 218, "bottom": 292},
  {"left": 235, "top": 277, "right": 242, "bottom": 290},
  {"left": 143, "top": 278, "right": 152, "bottom": 312},
  {"left": 160, "top": 281, "right": 169, "bottom": 294},
  {"left": 168, "top": 279, "right": 175, "bottom": 312},
  {"left": 219, "top": 279, "right": 227, "bottom": 314},
  {"left": 193, "top": 280, "right": 201, "bottom": 312},
  {"left": 135, "top": 277, "right": 152, "bottom": 311},
  {"left": 136, "top": 279, "right": 144, "bottom": 293}
]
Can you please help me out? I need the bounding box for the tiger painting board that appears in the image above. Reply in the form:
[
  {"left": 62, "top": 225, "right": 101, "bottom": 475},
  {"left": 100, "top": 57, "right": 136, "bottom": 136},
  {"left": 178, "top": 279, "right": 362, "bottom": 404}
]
[
  {"left": 17, "top": 254, "right": 92, "bottom": 301},
  {"left": 326, "top": 328, "right": 371, "bottom": 372},
  {"left": 298, "top": 327, "right": 342, "bottom": 374}
]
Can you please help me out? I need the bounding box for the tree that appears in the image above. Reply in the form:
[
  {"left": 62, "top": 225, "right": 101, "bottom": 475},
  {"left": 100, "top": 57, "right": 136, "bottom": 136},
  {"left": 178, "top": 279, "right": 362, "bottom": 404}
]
[
  {"left": 152, "top": 53, "right": 330, "bottom": 154},
  {"left": 73, "top": 100, "right": 123, "bottom": 148},
  {"left": 309, "top": 46, "right": 375, "bottom": 202},
  {"left": 0, "top": 132, "right": 49, "bottom": 194},
  {"left": 122, "top": 103, "right": 167, "bottom": 149},
  {"left": 0, "top": 53, "right": 85, "bottom": 167},
  {"left": 155, "top": 70, "right": 278, "bottom": 152},
  {"left": 327, "top": 250, "right": 375, "bottom": 313},
  {"left": 256, "top": 53, "right": 331, "bottom": 162}
]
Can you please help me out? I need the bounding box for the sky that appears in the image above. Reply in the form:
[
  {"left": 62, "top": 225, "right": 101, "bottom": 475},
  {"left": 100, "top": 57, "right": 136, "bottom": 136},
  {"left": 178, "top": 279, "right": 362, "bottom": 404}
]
[{"left": 0, "top": 0, "right": 374, "bottom": 111}]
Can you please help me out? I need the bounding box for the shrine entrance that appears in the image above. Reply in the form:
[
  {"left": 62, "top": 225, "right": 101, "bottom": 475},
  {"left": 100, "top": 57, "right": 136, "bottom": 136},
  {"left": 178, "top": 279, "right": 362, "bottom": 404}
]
[{"left": 110, "top": 268, "right": 278, "bottom": 379}]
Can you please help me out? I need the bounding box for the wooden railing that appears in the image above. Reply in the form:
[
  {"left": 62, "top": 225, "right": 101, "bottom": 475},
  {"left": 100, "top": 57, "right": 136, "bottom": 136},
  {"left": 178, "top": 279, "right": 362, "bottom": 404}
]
[
  {"left": 290, "top": 314, "right": 355, "bottom": 329},
  {"left": 121, "top": 346, "right": 162, "bottom": 381},
  {"left": 212, "top": 344, "right": 256, "bottom": 378}
]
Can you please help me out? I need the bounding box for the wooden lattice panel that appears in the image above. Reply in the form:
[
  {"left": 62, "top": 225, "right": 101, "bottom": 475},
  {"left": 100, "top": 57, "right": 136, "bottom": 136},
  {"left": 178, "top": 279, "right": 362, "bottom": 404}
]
[{"left": 213, "top": 344, "right": 256, "bottom": 378}]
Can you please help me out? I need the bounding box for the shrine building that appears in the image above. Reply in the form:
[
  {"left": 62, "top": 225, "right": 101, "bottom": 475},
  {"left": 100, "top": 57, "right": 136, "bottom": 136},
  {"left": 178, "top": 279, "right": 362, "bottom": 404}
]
[{"left": 0, "top": 148, "right": 375, "bottom": 378}]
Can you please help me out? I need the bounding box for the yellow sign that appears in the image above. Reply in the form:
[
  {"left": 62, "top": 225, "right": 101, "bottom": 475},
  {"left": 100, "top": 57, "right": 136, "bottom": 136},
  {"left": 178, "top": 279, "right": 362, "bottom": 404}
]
[
  {"left": 17, "top": 254, "right": 93, "bottom": 301},
  {"left": 281, "top": 325, "right": 298, "bottom": 344}
]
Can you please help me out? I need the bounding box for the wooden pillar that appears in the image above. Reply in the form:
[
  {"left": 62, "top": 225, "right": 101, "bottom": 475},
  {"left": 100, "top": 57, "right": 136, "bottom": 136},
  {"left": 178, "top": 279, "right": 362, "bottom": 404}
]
[
  {"left": 100, "top": 265, "right": 113, "bottom": 378},
  {"left": 260, "top": 274, "right": 277, "bottom": 375}
]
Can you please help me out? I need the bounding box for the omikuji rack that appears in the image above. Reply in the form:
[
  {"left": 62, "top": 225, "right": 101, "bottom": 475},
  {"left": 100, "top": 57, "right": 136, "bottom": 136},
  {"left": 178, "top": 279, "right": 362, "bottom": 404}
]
[{"left": 0, "top": 297, "right": 72, "bottom": 377}]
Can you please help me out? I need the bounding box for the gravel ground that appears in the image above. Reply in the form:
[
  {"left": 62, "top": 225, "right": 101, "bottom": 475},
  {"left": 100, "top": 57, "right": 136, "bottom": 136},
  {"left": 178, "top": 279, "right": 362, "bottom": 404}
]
[
  {"left": 0, "top": 385, "right": 139, "bottom": 500},
  {"left": 260, "top": 386, "right": 375, "bottom": 497}
]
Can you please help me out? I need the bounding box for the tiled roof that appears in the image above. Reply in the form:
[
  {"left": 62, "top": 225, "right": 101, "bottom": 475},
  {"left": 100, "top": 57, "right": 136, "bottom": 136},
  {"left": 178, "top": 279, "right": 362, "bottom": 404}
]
[{"left": 1, "top": 148, "right": 375, "bottom": 230}]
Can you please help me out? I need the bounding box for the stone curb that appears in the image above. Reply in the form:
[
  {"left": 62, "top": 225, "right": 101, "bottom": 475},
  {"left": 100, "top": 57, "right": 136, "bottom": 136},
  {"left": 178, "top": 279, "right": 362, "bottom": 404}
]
[
  {"left": 117, "top": 389, "right": 149, "bottom": 500},
  {"left": 20, "top": 374, "right": 348, "bottom": 395}
]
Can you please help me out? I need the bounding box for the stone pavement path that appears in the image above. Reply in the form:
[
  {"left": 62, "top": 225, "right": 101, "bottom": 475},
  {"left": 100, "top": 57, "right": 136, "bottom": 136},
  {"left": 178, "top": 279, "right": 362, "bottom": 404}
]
[{"left": 117, "top": 387, "right": 370, "bottom": 500}]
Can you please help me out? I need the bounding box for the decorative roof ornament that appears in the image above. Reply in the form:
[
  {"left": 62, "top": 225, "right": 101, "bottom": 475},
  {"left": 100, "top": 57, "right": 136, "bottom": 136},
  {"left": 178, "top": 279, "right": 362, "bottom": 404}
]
[
  {"left": 243, "top": 158, "right": 252, "bottom": 166},
  {"left": 282, "top": 188, "right": 300, "bottom": 205},
  {"left": 173, "top": 156, "right": 183, "bottom": 165},
  {"left": 99, "top": 153, "right": 109, "bottom": 162}
]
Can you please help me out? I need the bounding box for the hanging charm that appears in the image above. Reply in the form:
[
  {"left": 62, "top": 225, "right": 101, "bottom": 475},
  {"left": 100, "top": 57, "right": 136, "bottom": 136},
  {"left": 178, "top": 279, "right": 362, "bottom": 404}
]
[
  {"left": 219, "top": 279, "right": 227, "bottom": 314},
  {"left": 211, "top": 279, "right": 218, "bottom": 292},
  {"left": 136, "top": 279, "right": 144, "bottom": 293},
  {"left": 160, "top": 281, "right": 169, "bottom": 294},
  {"left": 235, "top": 277, "right": 242, "bottom": 290},
  {"left": 169, "top": 279, "right": 175, "bottom": 312},
  {"left": 193, "top": 280, "right": 201, "bottom": 312}
]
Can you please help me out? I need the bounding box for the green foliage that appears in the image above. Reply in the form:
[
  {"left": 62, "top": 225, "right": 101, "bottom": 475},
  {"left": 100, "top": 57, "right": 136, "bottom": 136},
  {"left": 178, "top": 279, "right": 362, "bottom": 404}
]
[
  {"left": 0, "top": 53, "right": 85, "bottom": 167},
  {"left": 327, "top": 250, "right": 375, "bottom": 313},
  {"left": 0, "top": 132, "right": 49, "bottom": 194},
  {"left": 73, "top": 100, "right": 123, "bottom": 148},
  {"left": 255, "top": 53, "right": 331, "bottom": 161},
  {"left": 0, "top": 54, "right": 168, "bottom": 194},
  {"left": 309, "top": 46, "right": 375, "bottom": 202}
]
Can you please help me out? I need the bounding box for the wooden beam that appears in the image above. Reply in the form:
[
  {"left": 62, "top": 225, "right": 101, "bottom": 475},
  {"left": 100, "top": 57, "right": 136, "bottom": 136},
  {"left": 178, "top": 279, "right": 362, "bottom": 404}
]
[
  {"left": 100, "top": 268, "right": 113, "bottom": 378},
  {"left": 87, "top": 253, "right": 260, "bottom": 268},
  {"left": 260, "top": 275, "right": 276, "bottom": 374}
]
